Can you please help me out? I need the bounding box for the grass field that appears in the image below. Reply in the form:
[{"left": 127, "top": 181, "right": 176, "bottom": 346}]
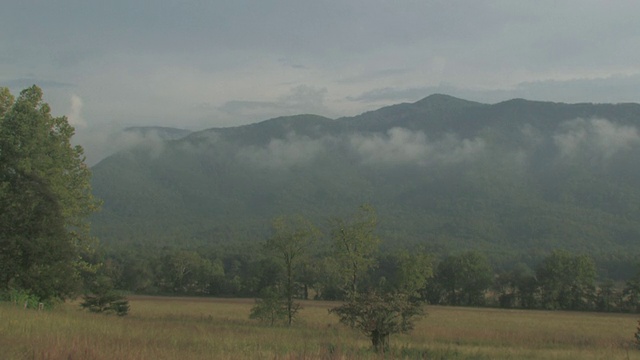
[{"left": 1, "top": 296, "right": 639, "bottom": 359}]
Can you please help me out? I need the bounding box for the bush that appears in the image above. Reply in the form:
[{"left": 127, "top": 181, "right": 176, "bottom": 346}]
[
  {"left": 249, "top": 287, "right": 290, "bottom": 326},
  {"left": 80, "top": 276, "right": 129, "bottom": 316},
  {"left": 2, "top": 289, "right": 53, "bottom": 309},
  {"left": 329, "top": 291, "right": 424, "bottom": 353}
]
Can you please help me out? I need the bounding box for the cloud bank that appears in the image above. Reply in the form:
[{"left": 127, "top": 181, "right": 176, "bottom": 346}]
[
  {"left": 554, "top": 118, "right": 640, "bottom": 161},
  {"left": 350, "top": 128, "right": 485, "bottom": 166}
]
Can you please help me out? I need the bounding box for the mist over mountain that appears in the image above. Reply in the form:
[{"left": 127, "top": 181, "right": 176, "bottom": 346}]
[{"left": 90, "top": 94, "right": 640, "bottom": 271}]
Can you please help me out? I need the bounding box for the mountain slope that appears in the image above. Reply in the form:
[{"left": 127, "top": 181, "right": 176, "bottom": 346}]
[{"left": 90, "top": 95, "right": 640, "bottom": 266}]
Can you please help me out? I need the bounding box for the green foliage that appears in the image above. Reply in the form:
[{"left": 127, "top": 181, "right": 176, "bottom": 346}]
[
  {"left": 536, "top": 250, "right": 596, "bottom": 310},
  {"left": 156, "top": 249, "right": 224, "bottom": 294},
  {"left": 249, "top": 286, "right": 290, "bottom": 326},
  {"left": 330, "top": 204, "right": 380, "bottom": 298},
  {"left": 81, "top": 275, "right": 129, "bottom": 316},
  {"left": 2, "top": 289, "right": 45, "bottom": 309},
  {"left": 431, "top": 251, "right": 493, "bottom": 306},
  {"left": 265, "top": 215, "right": 319, "bottom": 325},
  {"left": 595, "top": 280, "right": 620, "bottom": 312},
  {"left": 374, "top": 250, "right": 434, "bottom": 298},
  {"left": 0, "top": 85, "right": 101, "bottom": 301},
  {"left": 622, "top": 266, "right": 640, "bottom": 313},
  {"left": 493, "top": 263, "right": 537, "bottom": 309},
  {"left": 329, "top": 290, "right": 423, "bottom": 353},
  {"left": 394, "top": 249, "right": 434, "bottom": 296}
]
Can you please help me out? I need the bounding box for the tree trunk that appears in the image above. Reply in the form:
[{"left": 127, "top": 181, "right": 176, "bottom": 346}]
[{"left": 370, "top": 330, "right": 389, "bottom": 353}]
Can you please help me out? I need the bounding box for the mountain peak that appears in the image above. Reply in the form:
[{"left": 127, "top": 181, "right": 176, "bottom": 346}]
[{"left": 414, "top": 94, "right": 485, "bottom": 109}]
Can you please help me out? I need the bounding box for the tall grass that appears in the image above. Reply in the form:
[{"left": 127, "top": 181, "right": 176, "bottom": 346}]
[{"left": 1, "top": 296, "right": 639, "bottom": 359}]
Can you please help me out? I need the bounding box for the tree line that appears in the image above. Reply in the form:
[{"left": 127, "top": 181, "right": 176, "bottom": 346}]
[{"left": 101, "top": 228, "right": 640, "bottom": 314}]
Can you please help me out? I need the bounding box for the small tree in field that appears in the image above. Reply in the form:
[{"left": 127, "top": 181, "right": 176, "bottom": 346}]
[
  {"left": 249, "top": 286, "right": 290, "bottom": 326},
  {"left": 635, "top": 319, "right": 640, "bottom": 348},
  {"left": 329, "top": 291, "right": 423, "bottom": 353}
]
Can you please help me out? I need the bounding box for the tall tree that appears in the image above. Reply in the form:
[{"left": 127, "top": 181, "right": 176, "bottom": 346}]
[
  {"left": 0, "top": 85, "right": 101, "bottom": 301},
  {"left": 265, "top": 215, "right": 320, "bottom": 325},
  {"left": 433, "top": 251, "right": 493, "bottom": 306},
  {"left": 330, "top": 204, "right": 380, "bottom": 299},
  {"left": 536, "top": 250, "right": 596, "bottom": 310},
  {"left": 623, "top": 266, "right": 640, "bottom": 313}
]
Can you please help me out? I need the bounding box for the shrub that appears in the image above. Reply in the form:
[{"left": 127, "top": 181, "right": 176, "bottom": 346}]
[
  {"left": 80, "top": 276, "right": 129, "bottom": 316},
  {"left": 329, "top": 290, "right": 423, "bottom": 353},
  {"left": 249, "top": 286, "right": 290, "bottom": 326}
]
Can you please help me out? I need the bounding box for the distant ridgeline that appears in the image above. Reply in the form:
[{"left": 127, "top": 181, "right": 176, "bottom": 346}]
[{"left": 90, "top": 94, "right": 640, "bottom": 272}]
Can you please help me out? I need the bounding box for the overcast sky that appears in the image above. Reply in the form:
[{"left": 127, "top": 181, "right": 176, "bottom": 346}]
[{"left": 2, "top": 1, "right": 640, "bottom": 163}]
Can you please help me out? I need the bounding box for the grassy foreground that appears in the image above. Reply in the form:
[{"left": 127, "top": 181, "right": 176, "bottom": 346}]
[{"left": 1, "top": 296, "right": 639, "bottom": 359}]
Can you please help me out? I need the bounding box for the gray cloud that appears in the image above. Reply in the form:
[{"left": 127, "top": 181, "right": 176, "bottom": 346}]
[
  {"left": 219, "top": 85, "right": 331, "bottom": 120},
  {"left": 348, "top": 74, "right": 640, "bottom": 105},
  {"left": 3, "top": 78, "right": 75, "bottom": 91},
  {"left": 3, "top": 0, "right": 640, "bottom": 156}
]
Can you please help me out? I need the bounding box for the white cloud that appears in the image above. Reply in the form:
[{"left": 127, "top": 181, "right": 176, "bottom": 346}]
[
  {"left": 554, "top": 118, "right": 640, "bottom": 160},
  {"left": 237, "top": 132, "right": 331, "bottom": 168},
  {"left": 350, "top": 128, "right": 485, "bottom": 166},
  {"left": 67, "top": 94, "right": 86, "bottom": 128}
]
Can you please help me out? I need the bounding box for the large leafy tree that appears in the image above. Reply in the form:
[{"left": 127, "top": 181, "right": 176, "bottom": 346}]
[
  {"left": 432, "top": 251, "right": 493, "bottom": 306},
  {"left": 0, "top": 85, "right": 100, "bottom": 301},
  {"left": 536, "top": 250, "right": 596, "bottom": 310},
  {"left": 330, "top": 204, "right": 380, "bottom": 299},
  {"left": 264, "top": 215, "right": 320, "bottom": 325}
]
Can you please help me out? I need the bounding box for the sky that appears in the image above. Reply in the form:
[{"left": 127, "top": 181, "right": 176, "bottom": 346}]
[{"left": 2, "top": 1, "right": 640, "bottom": 164}]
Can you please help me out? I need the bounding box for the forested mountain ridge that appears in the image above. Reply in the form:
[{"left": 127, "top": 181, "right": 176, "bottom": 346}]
[{"left": 90, "top": 94, "right": 640, "bottom": 271}]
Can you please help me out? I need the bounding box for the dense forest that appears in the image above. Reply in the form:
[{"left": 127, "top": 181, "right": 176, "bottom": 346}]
[{"left": 100, "top": 219, "right": 640, "bottom": 313}]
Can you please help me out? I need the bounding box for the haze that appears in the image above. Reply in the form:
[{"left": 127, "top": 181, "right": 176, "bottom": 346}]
[{"left": 2, "top": 1, "right": 639, "bottom": 164}]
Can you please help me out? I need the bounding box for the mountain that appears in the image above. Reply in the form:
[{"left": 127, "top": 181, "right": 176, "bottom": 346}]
[{"left": 90, "top": 95, "right": 640, "bottom": 269}]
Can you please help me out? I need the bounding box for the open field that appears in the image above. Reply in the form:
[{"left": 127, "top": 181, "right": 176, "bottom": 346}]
[{"left": 1, "top": 296, "right": 640, "bottom": 359}]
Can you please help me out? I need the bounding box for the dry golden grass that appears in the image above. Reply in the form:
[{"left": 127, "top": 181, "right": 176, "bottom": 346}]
[{"left": 1, "top": 296, "right": 639, "bottom": 359}]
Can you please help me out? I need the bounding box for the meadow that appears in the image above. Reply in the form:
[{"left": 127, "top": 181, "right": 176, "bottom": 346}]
[{"left": 1, "top": 296, "right": 640, "bottom": 359}]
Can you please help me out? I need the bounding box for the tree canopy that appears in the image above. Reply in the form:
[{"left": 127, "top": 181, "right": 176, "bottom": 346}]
[{"left": 0, "top": 85, "right": 100, "bottom": 301}]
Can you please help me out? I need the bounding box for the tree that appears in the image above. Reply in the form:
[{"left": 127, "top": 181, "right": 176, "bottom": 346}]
[
  {"left": 596, "top": 280, "right": 621, "bottom": 312},
  {"left": 623, "top": 266, "right": 640, "bottom": 313},
  {"left": 493, "top": 263, "right": 537, "bottom": 309},
  {"left": 330, "top": 204, "right": 379, "bottom": 299},
  {"left": 376, "top": 250, "right": 433, "bottom": 298},
  {"left": 265, "top": 215, "right": 319, "bottom": 325},
  {"left": 249, "top": 286, "right": 289, "bottom": 326},
  {"left": 0, "top": 85, "right": 101, "bottom": 302},
  {"left": 433, "top": 251, "right": 493, "bottom": 306},
  {"left": 330, "top": 290, "right": 423, "bottom": 353},
  {"left": 157, "top": 249, "right": 224, "bottom": 294},
  {"left": 536, "top": 250, "right": 596, "bottom": 310}
]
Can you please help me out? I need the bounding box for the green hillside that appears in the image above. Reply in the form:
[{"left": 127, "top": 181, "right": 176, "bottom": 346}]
[{"left": 90, "top": 94, "right": 640, "bottom": 268}]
